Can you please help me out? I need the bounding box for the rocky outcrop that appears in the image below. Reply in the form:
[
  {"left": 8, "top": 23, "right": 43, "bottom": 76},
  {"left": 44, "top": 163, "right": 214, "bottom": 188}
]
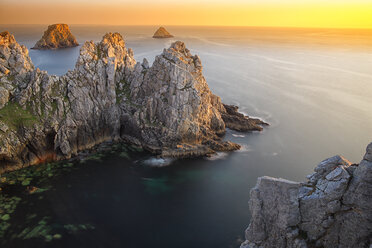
[
  {"left": 222, "top": 104, "right": 268, "bottom": 132},
  {"left": 153, "top": 27, "right": 174, "bottom": 38},
  {"left": 0, "top": 31, "right": 34, "bottom": 78},
  {"left": 241, "top": 142, "right": 372, "bottom": 248},
  {"left": 32, "top": 24, "right": 79, "bottom": 49},
  {"left": 0, "top": 32, "right": 266, "bottom": 173}
]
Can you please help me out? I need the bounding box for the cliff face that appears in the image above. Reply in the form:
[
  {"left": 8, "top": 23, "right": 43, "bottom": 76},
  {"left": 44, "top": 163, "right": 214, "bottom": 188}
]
[
  {"left": 32, "top": 24, "right": 79, "bottom": 49},
  {"left": 0, "top": 31, "right": 34, "bottom": 80},
  {"left": 153, "top": 27, "right": 174, "bottom": 38},
  {"left": 241, "top": 142, "right": 372, "bottom": 248},
  {"left": 0, "top": 31, "right": 266, "bottom": 173}
]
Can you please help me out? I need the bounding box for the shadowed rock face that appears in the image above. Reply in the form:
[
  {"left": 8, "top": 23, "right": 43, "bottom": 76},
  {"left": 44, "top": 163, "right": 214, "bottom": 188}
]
[
  {"left": 153, "top": 27, "right": 174, "bottom": 38},
  {"left": 241, "top": 142, "right": 372, "bottom": 248},
  {"left": 32, "top": 24, "right": 79, "bottom": 49},
  {"left": 0, "top": 31, "right": 266, "bottom": 173}
]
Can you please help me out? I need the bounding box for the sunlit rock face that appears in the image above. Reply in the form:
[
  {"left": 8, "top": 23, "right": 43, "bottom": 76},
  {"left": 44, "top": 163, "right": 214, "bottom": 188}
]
[
  {"left": 32, "top": 24, "right": 79, "bottom": 49},
  {"left": 241, "top": 142, "right": 372, "bottom": 248},
  {"left": 0, "top": 31, "right": 34, "bottom": 78},
  {"left": 0, "top": 31, "right": 266, "bottom": 173},
  {"left": 152, "top": 27, "right": 174, "bottom": 38}
]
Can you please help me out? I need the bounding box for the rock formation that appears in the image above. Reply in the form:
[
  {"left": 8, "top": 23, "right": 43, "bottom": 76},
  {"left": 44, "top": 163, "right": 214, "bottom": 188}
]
[
  {"left": 153, "top": 27, "right": 174, "bottom": 38},
  {"left": 241, "top": 142, "right": 372, "bottom": 248},
  {"left": 0, "top": 31, "right": 266, "bottom": 173},
  {"left": 32, "top": 24, "right": 79, "bottom": 49}
]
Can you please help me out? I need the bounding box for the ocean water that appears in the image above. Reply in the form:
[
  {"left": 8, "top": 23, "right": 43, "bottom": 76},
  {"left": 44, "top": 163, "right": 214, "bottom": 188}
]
[{"left": 1, "top": 25, "right": 372, "bottom": 247}]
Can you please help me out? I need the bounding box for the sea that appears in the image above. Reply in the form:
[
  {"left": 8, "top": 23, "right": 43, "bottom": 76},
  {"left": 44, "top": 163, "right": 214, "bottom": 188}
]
[{"left": 0, "top": 25, "right": 372, "bottom": 248}]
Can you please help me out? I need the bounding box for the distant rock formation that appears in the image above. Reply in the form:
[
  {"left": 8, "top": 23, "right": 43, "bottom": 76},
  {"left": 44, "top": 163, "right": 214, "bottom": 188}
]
[
  {"left": 241, "top": 142, "right": 372, "bottom": 248},
  {"left": 32, "top": 24, "right": 79, "bottom": 50},
  {"left": 0, "top": 31, "right": 267, "bottom": 173},
  {"left": 153, "top": 27, "right": 174, "bottom": 38}
]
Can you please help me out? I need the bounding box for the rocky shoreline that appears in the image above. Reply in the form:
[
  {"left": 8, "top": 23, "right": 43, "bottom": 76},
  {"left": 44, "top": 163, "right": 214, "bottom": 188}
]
[
  {"left": 0, "top": 31, "right": 267, "bottom": 173},
  {"left": 241, "top": 142, "right": 372, "bottom": 248}
]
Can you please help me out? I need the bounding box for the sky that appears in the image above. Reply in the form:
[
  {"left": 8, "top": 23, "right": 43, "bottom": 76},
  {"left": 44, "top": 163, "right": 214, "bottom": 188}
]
[{"left": 0, "top": 0, "right": 372, "bottom": 28}]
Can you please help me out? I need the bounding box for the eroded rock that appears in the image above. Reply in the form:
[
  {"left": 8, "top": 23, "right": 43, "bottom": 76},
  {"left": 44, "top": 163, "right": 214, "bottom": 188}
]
[
  {"left": 241, "top": 142, "right": 372, "bottom": 248},
  {"left": 32, "top": 24, "right": 79, "bottom": 50},
  {"left": 153, "top": 27, "right": 174, "bottom": 38},
  {"left": 0, "top": 32, "right": 267, "bottom": 173}
]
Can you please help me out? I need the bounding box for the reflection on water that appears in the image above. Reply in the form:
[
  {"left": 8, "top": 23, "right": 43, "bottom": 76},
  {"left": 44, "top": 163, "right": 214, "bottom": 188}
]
[{"left": 0, "top": 25, "right": 371, "bottom": 247}]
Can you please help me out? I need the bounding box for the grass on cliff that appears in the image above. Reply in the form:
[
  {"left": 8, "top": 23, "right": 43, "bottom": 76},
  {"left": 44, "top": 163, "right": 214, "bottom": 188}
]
[{"left": 0, "top": 102, "right": 39, "bottom": 129}]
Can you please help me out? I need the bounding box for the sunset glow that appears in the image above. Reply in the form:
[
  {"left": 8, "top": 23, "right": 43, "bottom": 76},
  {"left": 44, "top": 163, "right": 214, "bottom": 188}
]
[{"left": 1, "top": 0, "right": 372, "bottom": 28}]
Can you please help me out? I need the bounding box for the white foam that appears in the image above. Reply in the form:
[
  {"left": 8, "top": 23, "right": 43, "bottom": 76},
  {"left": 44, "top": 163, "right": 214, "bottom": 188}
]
[
  {"left": 232, "top": 134, "right": 245, "bottom": 138},
  {"left": 236, "top": 144, "right": 253, "bottom": 153},
  {"left": 206, "top": 152, "right": 229, "bottom": 161},
  {"left": 142, "top": 157, "right": 174, "bottom": 167}
]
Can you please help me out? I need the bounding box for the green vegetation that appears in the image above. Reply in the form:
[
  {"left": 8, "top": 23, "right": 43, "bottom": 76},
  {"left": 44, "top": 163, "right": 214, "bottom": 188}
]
[
  {"left": 115, "top": 79, "right": 131, "bottom": 104},
  {"left": 115, "top": 79, "right": 141, "bottom": 109},
  {"left": 79, "top": 153, "right": 105, "bottom": 163},
  {"left": 51, "top": 100, "right": 58, "bottom": 114},
  {"left": 6, "top": 75, "right": 15, "bottom": 82},
  {"left": 50, "top": 83, "right": 60, "bottom": 97},
  {"left": 0, "top": 102, "right": 39, "bottom": 129},
  {"left": 96, "top": 45, "right": 102, "bottom": 59},
  {"left": 1, "top": 214, "right": 10, "bottom": 221},
  {"left": 0, "top": 142, "right": 145, "bottom": 241}
]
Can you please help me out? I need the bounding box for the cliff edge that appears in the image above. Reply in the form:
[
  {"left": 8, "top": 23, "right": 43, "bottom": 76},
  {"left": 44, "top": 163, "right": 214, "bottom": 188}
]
[
  {"left": 32, "top": 24, "right": 79, "bottom": 50},
  {"left": 241, "top": 142, "right": 372, "bottom": 248},
  {"left": 0, "top": 31, "right": 266, "bottom": 173}
]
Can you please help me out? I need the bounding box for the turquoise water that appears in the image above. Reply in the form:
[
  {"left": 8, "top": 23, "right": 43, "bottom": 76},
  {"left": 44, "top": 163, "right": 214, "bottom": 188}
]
[{"left": 0, "top": 25, "right": 372, "bottom": 247}]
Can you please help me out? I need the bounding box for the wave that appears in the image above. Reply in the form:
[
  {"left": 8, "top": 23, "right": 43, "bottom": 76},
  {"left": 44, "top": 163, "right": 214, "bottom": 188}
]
[{"left": 236, "top": 144, "right": 253, "bottom": 153}]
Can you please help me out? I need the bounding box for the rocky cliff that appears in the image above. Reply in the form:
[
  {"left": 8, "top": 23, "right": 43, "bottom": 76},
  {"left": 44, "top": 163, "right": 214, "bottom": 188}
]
[
  {"left": 0, "top": 31, "right": 266, "bottom": 173},
  {"left": 241, "top": 142, "right": 372, "bottom": 248},
  {"left": 32, "top": 24, "right": 79, "bottom": 49},
  {"left": 153, "top": 27, "right": 174, "bottom": 38}
]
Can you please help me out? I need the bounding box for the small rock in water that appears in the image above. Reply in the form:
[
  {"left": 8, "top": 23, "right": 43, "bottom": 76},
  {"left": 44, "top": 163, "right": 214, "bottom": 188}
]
[
  {"left": 152, "top": 27, "right": 174, "bottom": 38},
  {"left": 32, "top": 24, "right": 79, "bottom": 49}
]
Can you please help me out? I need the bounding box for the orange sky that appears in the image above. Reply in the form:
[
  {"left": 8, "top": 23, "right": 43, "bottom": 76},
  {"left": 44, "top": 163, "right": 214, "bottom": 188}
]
[{"left": 1, "top": 0, "right": 372, "bottom": 28}]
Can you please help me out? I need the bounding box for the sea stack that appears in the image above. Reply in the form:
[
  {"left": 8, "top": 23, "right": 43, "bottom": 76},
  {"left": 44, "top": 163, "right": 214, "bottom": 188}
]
[
  {"left": 0, "top": 32, "right": 267, "bottom": 173},
  {"left": 32, "top": 24, "right": 79, "bottom": 49},
  {"left": 152, "top": 27, "right": 174, "bottom": 38}
]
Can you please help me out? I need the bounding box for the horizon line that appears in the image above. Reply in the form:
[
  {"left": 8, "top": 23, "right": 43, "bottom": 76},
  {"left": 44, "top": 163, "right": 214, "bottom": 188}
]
[{"left": 1, "top": 24, "right": 372, "bottom": 31}]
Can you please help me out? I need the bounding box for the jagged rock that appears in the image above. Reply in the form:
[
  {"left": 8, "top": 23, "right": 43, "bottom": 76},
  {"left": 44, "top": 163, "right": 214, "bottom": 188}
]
[
  {"left": 222, "top": 104, "right": 268, "bottom": 132},
  {"left": 124, "top": 40, "right": 235, "bottom": 153},
  {"left": 153, "top": 27, "right": 174, "bottom": 38},
  {"left": 32, "top": 24, "right": 79, "bottom": 50},
  {"left": 0, "top": 31, "right": 34, "bottom": 76},
  {"left": 241, "top": 142, "right": 372, "bottom": 248},
  {"left": 0, "top": 32, "right": 266, "bottom": 173}
]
